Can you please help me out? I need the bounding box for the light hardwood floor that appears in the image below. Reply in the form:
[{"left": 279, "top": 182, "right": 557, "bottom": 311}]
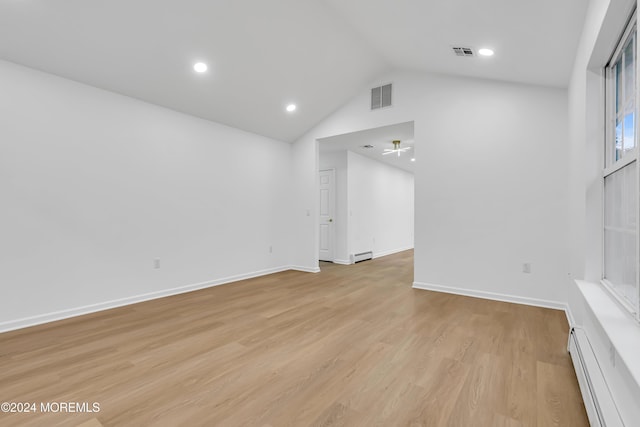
[{"left": 0, "top": 250, "right": 588, "bottom": 426}]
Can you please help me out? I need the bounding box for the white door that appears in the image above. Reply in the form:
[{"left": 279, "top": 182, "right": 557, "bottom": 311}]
[{"left": 319, "top": 169, "right": 335, "bottom": 262}]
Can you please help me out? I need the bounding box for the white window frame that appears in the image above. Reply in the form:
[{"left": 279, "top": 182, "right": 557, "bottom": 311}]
[{"left": 602, "top": 10, "right": 640, "bottom": 321}]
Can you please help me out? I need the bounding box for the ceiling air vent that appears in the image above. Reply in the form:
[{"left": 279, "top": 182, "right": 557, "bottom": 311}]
[
  {"left": 452, "top": 47, "right": 474, "bottom": 57},
  {"left": 371, "top": 83, "right": 392, "bottom": 110}
]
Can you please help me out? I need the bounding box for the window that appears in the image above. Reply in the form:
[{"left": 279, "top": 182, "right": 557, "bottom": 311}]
[{"left": 604, "top": 11, "right": 640, "bottom": 317}]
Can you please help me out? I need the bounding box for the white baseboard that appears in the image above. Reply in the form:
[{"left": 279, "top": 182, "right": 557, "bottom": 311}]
[
  {"left": 412, "top": 281, "right": 566, "bottom": 311},
  {"left": 333, "top": 248, "right": 411, "bottom": 265},
  {"left": 373, "top": 246, "right": 413, "bottom": 259},
  {"left": 290, "top": 265, "right": 321, "bottom": 273},
  {"left": 564, "top": 303, "right": 575, "bottom": 328},
  {"left": 0, "top": 265, "right": 297, "bottom": 333}
]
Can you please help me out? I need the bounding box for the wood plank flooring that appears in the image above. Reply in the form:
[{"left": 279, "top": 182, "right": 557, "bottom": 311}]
[{"left": 0, "top": 250, "right": 588, "bottom": 426}]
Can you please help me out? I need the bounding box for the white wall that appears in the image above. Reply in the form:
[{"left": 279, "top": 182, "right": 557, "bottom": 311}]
[
  {"left": 319, "top": 150, "right": 349, "bottom": 263},
  {"left": 0, "top": 60, "right": 293, "bottom": 330},
  {"left": 567, "top": 0, "right": 640, "bottom": 424},
  {"left": 416, "top": 78, "right": 568, "bottom": 305},
  {"left": 290, "top": 130, "right": 319, "bottom": 272},
  {"left": 292, "top": 70, "right": 569, "bottom": 307},
  {"left": 567, "top": 0, "right": 613, "bottom": 312},
  {"left": 347, "top": 151, "right": 414, "bottom": 258}
]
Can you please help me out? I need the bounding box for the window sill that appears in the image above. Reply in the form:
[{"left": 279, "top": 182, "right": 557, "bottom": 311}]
[
  {"left": 575, "top": 280, "right": 640, "bottom": 387},
  {"left": 600, "top": 279, "right": 638, "bottom": 315}
]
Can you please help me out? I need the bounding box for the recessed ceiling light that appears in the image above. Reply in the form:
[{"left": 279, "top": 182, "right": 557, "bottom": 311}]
[
  {"left": 286, "top": 104, "right": 297, "bottom": 112},
  {"left": 478, "top": 48, "right": 494, "bottom": 57},
  {"left": 410, "top": 158, "right": 416, "bottom": 162},
  {"left": 193, "top": 62, "right": 208, "bottom": 73}
]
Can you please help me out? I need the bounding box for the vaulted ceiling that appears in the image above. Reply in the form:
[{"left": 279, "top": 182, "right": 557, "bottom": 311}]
[
  {"left": 0, "top": 0, "right": 588, "bottom": 142},
  {"left": 320, "top": 122, "right": 415, "bottom": 173}
]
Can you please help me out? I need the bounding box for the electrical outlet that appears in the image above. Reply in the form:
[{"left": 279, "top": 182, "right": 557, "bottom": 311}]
[
  {"left": 522, "top": 263, "right": 531, "bottom": 274},
  {"left": 154, "top": 258, "right": 160, "bottom": 269}
]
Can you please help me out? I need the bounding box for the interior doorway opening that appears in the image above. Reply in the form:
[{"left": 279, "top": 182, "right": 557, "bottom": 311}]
[{"left": 317, "top": 121, "right": 415, "bottom": 267}]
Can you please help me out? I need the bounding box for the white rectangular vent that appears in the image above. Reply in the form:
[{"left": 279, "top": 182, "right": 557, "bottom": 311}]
[
  {"left": 371, "top": 84, "right": 392, "bottom": 110},
  {"left": 452, "top": 47, "right": 474, "bottom": 57},
  {"left": 351, "top": 251, "right": 373, "bottom": 263}
]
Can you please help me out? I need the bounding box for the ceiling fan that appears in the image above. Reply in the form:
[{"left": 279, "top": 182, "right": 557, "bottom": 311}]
[{"left": 383, "top": 140, "right": 411, "bottom": 157}]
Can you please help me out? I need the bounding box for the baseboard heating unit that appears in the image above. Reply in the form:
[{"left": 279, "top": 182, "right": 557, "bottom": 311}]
[
  {"left": 567, "top": 327, "right": 623, "bottom": 427},
  {"left": 351, "top": 251, "right": 373, "bottom": 263}
]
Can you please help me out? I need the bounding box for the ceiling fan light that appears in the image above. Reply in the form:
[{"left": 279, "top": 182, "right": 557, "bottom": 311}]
[{"left": 383, "top": 139, "right": 412, "bottom": 156}]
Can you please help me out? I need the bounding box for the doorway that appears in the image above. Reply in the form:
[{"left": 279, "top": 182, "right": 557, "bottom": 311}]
[{"left": 317, "top": 121, "right": 415, "bottom": 265}]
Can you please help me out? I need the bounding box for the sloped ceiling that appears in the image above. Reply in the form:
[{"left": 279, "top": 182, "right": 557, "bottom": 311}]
[
  {"left": 320, "top": 122, "right": 415, "bottom": 173},
  {"left": 324, "top": 0, "right": 588, "bottom": 88},
  {"left": 0, "top": 0, "right": 587, "bottom": 142}
]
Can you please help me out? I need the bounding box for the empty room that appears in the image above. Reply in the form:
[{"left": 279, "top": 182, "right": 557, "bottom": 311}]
[{"left": 1, "top": 0, "right": 639, "bottom": 426}]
